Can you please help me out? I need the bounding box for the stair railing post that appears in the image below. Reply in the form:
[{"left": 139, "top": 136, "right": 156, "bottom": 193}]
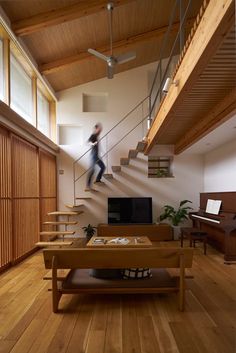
[
  {"left": 179, "top": 0, "right": 185, "bottom": 53},
  {"left": 148, "top": 95, "right": 152, "bottom": 130}
]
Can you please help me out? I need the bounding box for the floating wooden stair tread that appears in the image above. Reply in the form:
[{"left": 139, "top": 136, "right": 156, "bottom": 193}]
[
  {"left": 103, "top": 173, "right": 113, "bottom": 179},
  {"left": 40, "top": 231, "right": 75, "bottom": 236},
  {"left": 136, "top": 141, "right": 147, "bottom": 152},
  {"left": 65, "top": 204, "right": 84, "bottom": 209},
  {"left": 120, "top": 157, "right": 129, "bottom": 165},
  {"left": 36, "top": 241, "right": 73, "bottom": 247},
  {"left": 43, "top": 221, "right": 78, "bottom": 226},
  {"left": 129, "top": 149, "right": 138, "bottom": 158},
  {"left": 112, "top": 166, "right": 121, "bottom": 172},
  {"left": 47, "top": 211, "right": 81, "bottom": 216}
]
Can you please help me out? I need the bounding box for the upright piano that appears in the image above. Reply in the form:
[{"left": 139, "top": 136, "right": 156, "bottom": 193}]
[{"left": 190, "top": 191, "right": 236, "bottom": 263}]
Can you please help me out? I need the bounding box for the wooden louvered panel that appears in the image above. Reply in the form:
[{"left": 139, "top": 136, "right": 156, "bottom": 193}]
[
  {"left": 0, "top": 126, "right": 11, "bottom": 198},
  {"left": 12, "top": 136, "right": 40, "bottom": 261},
  {"left": 12, "top": 135, "right": 39, "bottom": 198},
  {"left": 39, "top": 150, "right": 57, "bottom": 198},
  {"left": 0, "top": 125, "right": 58, "bottom": 270},
  {"left": 40, "top": 198, "right": 57, "bottom": 231},
  {"left": 0, "top": 127, "right": 12, "bottom": 270},
  {"left": 39, "top": 150, "right": 57, "bottom": 231},
  {"left": 12, "top": 199, "right": 39, "bottom": 261},
  {"left": 0, "top": 198, "right": 12, "bottom": 269},
  {"left": 157, "top": 24, "right": 236, "bottom": 145}
]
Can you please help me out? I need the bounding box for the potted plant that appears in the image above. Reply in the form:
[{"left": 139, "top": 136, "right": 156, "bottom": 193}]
[
  {"left": 159, "top": 200, "right": 193, "bottom": 240},
  {"left": 82, "top": 224, "right": 97, "bottom": 241},
  {"left": 156, "top": 168, "right": 169, "bottom": 178}
]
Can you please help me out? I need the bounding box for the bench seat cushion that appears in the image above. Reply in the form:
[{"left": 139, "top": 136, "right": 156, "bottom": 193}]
[{"left": 62, "top": 268, "right": 177, "bottom": 290}]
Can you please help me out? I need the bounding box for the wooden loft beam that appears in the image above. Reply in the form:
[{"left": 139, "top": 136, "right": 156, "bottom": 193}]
[
  {"left": 39, "top": 18, "right": 195, "bottom": 75},
  {"left": 174, "top": 88, "right": 236, "bottom": 154},
  {"left": 145, "top": 0, "right": 235, "bottom": 153},
  {"left": 12, "top": 0, "right": 135, "bottom": 37}
]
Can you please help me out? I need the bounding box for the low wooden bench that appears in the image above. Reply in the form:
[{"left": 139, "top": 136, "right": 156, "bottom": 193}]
[{"left": 43, "top": 247, "right": 194, "bottom": 313}]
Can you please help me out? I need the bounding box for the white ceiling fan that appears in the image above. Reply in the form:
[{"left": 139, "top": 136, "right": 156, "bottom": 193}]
[{"left": 88, "top": 2, "right": 136, "bottom": 79}]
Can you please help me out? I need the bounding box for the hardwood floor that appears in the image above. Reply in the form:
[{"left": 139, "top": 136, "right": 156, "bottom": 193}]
[{"left": 0, "top": 241, "right": 235, "bottom": 353}]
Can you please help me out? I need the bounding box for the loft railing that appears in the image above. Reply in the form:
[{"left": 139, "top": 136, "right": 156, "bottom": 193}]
[{"left": 72, "top": 0, "right": 206, "bottom": 203}]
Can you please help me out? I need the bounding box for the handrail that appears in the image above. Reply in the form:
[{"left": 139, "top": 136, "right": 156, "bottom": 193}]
[
  {"left": 149, "top": 0, "right": 179, "bottom": 98},
  {"left": 149, "top": 0, "right": 193, "bottom": 118},
  {"left": 74, "top": 111, "right": 150, "bottom": 183},
  {"left": 73, "top": 95, "right": 149, "bottom": 165}
]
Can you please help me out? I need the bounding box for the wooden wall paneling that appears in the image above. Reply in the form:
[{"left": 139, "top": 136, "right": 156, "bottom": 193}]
[
  {"left": 39, "top": 150, "right": 57, "bottom": 231},
  {"left": 12, "top": 135, "right": 39, "bottom": 198},
  {"left": 0, "top": 125, "right": 58, "bottom": 269},
  {"left": 0, "top": 200, "right": 12, "bottom": 270},
  {"left": 40, "top": 198, "right": 57, "bottom": 231},
  {"left": 0, "top": 126, "right": 12, "bottom": 270},
  {"left": 12, "top": 199, "right": 39, "bottom": 261},
  {"left": 0, "top": 126, "right": 11, "bottom": 198},
  {"left": 11, "top": 135, "right": 40, "bottom": 260},
  {"left": 39, "top": 150, "right": 57, "bottom": 198}
]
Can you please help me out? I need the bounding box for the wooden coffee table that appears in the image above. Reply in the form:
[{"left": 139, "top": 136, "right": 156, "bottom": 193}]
[{"left": 86, "top": 236, "right": 152, "bottom": 248}]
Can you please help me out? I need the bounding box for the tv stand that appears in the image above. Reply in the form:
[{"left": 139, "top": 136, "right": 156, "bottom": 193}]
[{"left": 97, "top": 223, "right": 173, "bottom": 241}]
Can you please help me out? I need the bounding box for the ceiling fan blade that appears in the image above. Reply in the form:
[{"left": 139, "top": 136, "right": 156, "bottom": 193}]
[
  {"left": 107, "top": 65, "right": 114, "bottom": 79},
  {"left": 116, "top": 51, "right": 136, "bottom": 65},
  {"left": 88, "top": 48, "right": 109, "bottom": 62}
]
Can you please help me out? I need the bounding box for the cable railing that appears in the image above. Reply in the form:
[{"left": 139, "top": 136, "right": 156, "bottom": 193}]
[{"left": 72, "top": 0, "right": 204, "bottom": 202}]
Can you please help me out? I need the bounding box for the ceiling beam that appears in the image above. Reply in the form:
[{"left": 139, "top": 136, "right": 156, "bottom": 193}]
[
  {"left": 12, "top": 0, "right": 134, "bottom": 37},
  {"left": 39, "top": 18, "right": 195, "bottom": 75},
  {"left": 174, "top": 88, "right": 236, "bottom": 154},
  {"left": 145, "top": 0, "right": 235, "bottom": 153}
]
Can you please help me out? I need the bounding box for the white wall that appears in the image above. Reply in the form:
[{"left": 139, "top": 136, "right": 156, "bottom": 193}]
[
  {"left": 57, "top": 63, "right": 204, "bottom": 236},
  {"left": 204, "top": 138, "right": 236, "bottom": 192}
]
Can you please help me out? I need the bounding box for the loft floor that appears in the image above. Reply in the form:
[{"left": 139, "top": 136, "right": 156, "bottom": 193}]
[{"left": 0, "top": 241, "right": 235, "bottom": 353}]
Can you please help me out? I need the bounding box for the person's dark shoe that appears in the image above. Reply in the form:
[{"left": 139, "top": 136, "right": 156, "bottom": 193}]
[{"left": 94, "top": 180, "right": 105, "bottom": 184}]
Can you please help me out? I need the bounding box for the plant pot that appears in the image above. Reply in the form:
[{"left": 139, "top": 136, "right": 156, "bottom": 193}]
[{"left": 172, "top": 226, "right": 181, "bottom": 240}]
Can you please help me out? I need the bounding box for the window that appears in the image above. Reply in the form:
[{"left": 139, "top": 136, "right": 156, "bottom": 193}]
[
  {"left": 0, "top": 39, "right": 4, "bottom": 101},
  {"left": 148, "top": 156, "right": 173, "bottom": 178},
  {"left": 37, "top": 89, "right": 50, "bottom": 137},
  {"left": 10, "top": 54, "right": 33, "bottom": 123}
]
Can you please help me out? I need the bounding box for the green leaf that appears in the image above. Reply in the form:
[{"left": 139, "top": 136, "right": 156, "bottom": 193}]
[{"left": 179, "top": 200, "right": 192, "bottom": 207}]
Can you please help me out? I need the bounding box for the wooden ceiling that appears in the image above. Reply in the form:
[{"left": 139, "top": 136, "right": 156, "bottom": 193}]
[{"left": 0, "top": 0, "right": 204, "bottom": 91}]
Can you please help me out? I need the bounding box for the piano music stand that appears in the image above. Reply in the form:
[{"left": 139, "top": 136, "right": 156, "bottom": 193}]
[{"left": 180, "top": 227, "right": 207, "bottom": 255}]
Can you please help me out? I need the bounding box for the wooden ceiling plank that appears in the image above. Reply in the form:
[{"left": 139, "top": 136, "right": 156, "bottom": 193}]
[
  {"left": 39, "top": 18, "right": 195, "bottom": 75},
  {"left": 174, "top": 88, "right": 236, "bottom": 154},
  {"left": 145, "top": 0, "right": 235, "bottom": 153},
  {"left": 12, "top": 0, "right": 135, "bottom": 36}
]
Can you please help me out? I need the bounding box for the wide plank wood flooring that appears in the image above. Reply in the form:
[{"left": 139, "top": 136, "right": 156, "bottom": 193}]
[{"left": 0, "top": 241, "right": 235, "bottom": 353}]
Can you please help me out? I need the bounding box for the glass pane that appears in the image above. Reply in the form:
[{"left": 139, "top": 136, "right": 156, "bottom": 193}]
[
  {"left": 0, "top": 39, "right": 4, "bottom": 101},
  {"left": 10, "top": 54, "right": 33, "bottom": 124},
  {"left": 37, "top": 89, "right": 50, "bottom": 137}
]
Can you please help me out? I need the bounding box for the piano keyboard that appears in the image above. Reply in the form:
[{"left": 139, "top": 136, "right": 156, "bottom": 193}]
[{"left": 192, "top": 214, "right": 220, "bottom": 224}]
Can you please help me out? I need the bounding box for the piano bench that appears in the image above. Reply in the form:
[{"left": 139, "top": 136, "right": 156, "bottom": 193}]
[{"left": 180, "top": 227, "right": 207, "bottom": 255}]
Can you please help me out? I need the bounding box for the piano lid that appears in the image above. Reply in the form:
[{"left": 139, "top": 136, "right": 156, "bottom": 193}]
[{"left": 200, "top": 192, "right": 236, "bottom": 214}]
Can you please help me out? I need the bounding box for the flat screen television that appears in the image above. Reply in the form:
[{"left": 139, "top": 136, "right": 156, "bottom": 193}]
[{"left": 108, "top": 197, "right": 152, "bottom": 224}]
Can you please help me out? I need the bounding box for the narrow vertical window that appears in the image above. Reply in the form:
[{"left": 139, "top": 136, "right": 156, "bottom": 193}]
[
  {"left": 37, "top": 89, "right": 50, "bottom": 137},
  {"left": 10, "top": 53, "right": 33, "bottom": 124}
]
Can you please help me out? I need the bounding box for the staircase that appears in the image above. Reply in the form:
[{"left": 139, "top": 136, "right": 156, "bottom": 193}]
[
  {"left": 40, "top": 0, "right": 200, "bottom": 230},
  {"left": 71, "top": 138, "right": 148, "bottom": 207}
]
